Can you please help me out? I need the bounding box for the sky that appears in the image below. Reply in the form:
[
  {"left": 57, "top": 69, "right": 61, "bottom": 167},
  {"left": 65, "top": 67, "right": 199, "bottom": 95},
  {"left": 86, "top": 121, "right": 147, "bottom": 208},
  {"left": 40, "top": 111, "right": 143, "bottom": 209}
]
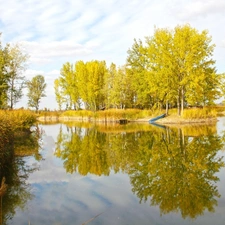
[{"left": 0, "top": 0, "right": 225, "bottom": 110}]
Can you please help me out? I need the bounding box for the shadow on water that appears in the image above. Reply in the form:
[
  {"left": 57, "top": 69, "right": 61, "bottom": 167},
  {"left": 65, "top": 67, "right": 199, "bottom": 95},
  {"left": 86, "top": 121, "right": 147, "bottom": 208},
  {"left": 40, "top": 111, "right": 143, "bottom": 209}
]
[
  {"left": 0, "top": 125, "right": 44, "bottom": 225},
  {"left": 54, "top": 122, "right": 224, "bottom": 220}
]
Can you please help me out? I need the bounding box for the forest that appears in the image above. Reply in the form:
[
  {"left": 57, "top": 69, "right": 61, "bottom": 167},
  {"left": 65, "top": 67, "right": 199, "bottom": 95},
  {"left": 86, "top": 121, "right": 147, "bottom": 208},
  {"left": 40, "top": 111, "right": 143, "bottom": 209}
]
[
  {"left": 0, "top": 24, "right": 225, "bottom": 115},
  {"left": 54, "top": 24, "right": 224, "bottom": 115}
]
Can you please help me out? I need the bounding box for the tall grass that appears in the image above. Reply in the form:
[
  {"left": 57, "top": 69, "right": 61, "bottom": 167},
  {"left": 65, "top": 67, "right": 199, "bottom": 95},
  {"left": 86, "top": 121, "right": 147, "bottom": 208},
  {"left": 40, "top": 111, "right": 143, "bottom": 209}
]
[
  {"left": 60, "top": 109, "right": 154, "bottom": 120},
  {"left": 0, "top": 110, "right": 37, "bottom": 166},
  {"left": 181, "top": 108, "right": 217, "bottom": 119},
  {"left": 0, "top": 109, "right": 37, "bottom": 131}
]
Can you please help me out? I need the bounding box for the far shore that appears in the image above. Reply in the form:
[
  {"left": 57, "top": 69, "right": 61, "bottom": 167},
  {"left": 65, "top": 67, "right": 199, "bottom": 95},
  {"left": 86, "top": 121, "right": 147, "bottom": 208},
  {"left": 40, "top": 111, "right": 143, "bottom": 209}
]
[{"left": 37, "top": 114, "right": 218, "bottom": 124}]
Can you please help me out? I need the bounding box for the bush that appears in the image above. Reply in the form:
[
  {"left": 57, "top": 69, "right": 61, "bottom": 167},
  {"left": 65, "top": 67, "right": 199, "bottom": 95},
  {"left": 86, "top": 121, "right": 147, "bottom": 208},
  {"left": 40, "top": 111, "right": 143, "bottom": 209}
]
[{"left": 0, "top": 110, "right": 37, "bottom": 131}]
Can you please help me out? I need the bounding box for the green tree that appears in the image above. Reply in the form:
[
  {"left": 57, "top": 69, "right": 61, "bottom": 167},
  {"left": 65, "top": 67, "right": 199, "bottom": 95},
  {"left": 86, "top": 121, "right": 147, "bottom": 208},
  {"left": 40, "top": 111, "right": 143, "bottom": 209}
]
[
  {"left": 54, "top": 79, "right": 66, "bottom": 110},
  {"left": 0, "top": 34, "right": 10, "bottom": 108},
  {"left": 27, "top": 75, "right": 46, "bottom": 112},
  {"left": 217, "top": 73, "right": 225, "bottom": 102},
  {"left": 7, "top": 44, "right": 29, "bottom": 109}
]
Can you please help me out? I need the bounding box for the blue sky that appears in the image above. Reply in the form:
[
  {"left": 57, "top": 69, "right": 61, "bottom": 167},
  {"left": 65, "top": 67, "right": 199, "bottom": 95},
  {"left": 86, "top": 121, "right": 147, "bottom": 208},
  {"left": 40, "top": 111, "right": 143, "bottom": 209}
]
[{"left": 0, "top": 0, "right": 225, "bottom": 110}]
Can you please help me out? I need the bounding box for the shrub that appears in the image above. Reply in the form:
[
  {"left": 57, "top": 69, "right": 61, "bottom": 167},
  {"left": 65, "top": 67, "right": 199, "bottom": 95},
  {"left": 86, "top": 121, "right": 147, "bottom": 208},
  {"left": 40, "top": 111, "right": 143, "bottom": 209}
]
[{"left": 0, "top": 109, "right": 37, "bottom": 131}]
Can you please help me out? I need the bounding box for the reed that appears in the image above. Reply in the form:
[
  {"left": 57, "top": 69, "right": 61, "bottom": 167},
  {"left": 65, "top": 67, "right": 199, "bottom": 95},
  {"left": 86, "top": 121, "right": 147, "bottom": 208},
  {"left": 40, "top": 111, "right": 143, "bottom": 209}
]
[
  {"left": 62, "top": 109, "right": 93, "bottom": 118},
  {"left": 38, "top": 110, "right": 61, "bottom": 117},
  {"left": 0, "top": 109, "right": 37, "bottom": 131},
  {"left": 60, "top": 109, "right": 153, "bottom": 120},
  {"left": 181, "top": 108, "right": 217, "bottom": 119}
]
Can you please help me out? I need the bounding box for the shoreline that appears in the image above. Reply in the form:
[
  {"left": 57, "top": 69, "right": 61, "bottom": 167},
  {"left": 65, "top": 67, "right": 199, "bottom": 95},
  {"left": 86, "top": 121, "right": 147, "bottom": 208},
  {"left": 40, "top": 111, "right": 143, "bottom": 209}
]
[{"left": 37, "top": 115, "right": 218, "bottom": 124}]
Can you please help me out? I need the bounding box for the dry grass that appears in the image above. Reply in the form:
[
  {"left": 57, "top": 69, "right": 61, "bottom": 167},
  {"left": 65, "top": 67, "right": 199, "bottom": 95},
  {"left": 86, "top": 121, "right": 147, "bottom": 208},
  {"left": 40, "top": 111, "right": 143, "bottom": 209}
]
[
  {"left": 181, "top": 108, "right": 217, "bottom": 119},
  {"left": 60, "top": 109, "right": 154, "bottom": 121},
  {"left": 0, "top": 109, "right": 37, "bottom": 131}
]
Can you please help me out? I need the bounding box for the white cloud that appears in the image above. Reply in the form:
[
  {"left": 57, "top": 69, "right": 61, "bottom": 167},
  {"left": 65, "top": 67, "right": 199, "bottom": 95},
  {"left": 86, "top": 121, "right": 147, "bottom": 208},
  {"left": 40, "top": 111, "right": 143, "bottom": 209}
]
[
  {"left": 170, "top": 0, "right": 225, "bottom": 20},
  {"left": 1, "top": 0, "right": 225, "bottom": 109},
  {"left": 21, "top": 41, "right": 93, "bottom": 65}
]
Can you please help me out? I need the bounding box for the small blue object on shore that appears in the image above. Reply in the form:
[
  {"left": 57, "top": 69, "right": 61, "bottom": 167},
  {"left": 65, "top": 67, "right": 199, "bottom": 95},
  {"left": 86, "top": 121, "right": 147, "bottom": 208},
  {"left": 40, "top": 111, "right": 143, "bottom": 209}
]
[{"left": 149, "top": 113, "right": 166, "bottom": 124}]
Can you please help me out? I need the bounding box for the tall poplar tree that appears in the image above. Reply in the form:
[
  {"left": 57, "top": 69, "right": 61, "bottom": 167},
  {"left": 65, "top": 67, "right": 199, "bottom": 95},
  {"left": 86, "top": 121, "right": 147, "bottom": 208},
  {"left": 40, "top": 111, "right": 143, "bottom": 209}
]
[
  {"left": 7, "top": 44, "right": 28, "bottom": 109},
  {"left": 127, "top": 39, "right": 151, "bottom": 108},
  {"left": 54, "top": 79, "right": 66, "bottom": 110},
  {"left": 59, "top": 62, "right": 80, "bottom": 110},
  {"left": 0, "top": 34, "right": 10, "bottom": 108},
  {"left": 127, "top": 24, "right": 219, "bottom": 114},
  {"left": 27, "top": 75, "right": 46, "bottom": 112}
]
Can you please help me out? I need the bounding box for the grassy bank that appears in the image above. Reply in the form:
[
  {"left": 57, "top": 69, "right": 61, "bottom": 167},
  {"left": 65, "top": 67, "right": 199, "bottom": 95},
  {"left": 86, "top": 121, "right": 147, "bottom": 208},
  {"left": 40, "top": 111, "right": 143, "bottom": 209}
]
[
  {"left": 0, "top": 109, "right": 37, "bottom": 178},
  {"left": 0, "top": 109, "right": 37, "bottom": 156},
  {"left": 0, "top": 109, "right": 37, "bottom": 131},
  {"left": 38, "top": 109, "right": 160, "bottom": 122},
  {"left": 38, "top": 107, "right": 222, "bottom": 123}
]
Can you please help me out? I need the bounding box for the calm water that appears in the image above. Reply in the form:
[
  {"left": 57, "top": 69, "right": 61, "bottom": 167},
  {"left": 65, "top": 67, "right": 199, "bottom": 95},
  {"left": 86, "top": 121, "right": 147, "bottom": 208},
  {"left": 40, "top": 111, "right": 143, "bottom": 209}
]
[{"left": 2, "top": 118, "right": 225, "bottom": 225}]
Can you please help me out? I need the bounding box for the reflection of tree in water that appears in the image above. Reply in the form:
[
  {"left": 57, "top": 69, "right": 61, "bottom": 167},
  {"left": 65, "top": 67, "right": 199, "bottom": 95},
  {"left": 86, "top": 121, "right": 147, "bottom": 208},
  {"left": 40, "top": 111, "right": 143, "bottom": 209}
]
[
  {"left": 0, "top": 125, "right": 42, "bottom": 225},
  {"left": 55, "top": 125, "right": 110, "bottom": 175},
  {"left": 55, "top": 124, "right": 224, "bottom": 219},
  {"left": 55, "top": 124, "right": 140, "bottom": 175},
  {"left": 129, "top": 126, "right": 224, "bottom": 219}
]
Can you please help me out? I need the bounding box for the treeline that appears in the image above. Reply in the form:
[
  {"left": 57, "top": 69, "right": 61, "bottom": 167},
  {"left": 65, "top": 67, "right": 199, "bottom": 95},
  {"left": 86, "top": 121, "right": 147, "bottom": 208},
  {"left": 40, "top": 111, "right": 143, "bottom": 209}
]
[
  {"left": 0, "top": 34, "right": 47, "bottom": 111},
  {"left": 55, "top": 24, "right": 224, "bottom": 115},
  {"left": 0, "top": 34, "right": 28, "bottom": 109}
]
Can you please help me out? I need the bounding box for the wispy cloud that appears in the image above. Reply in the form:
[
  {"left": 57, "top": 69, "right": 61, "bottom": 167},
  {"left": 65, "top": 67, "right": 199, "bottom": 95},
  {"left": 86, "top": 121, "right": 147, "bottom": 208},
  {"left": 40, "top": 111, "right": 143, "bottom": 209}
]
[
  {"left": 170, "top": 0, "right": 225, "bottom": 20},
  {"left": 1, "top": 0, "right": 225, "bottom": 109},
  {"left": 21, "top": 41, "right": 93, "bottom": 65}
]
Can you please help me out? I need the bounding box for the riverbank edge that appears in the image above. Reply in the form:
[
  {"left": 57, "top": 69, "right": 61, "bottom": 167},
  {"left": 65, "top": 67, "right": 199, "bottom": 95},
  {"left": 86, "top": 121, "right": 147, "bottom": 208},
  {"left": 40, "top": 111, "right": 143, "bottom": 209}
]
[{"left": 37, "top": 115, "right": 218, "bottom": 124}]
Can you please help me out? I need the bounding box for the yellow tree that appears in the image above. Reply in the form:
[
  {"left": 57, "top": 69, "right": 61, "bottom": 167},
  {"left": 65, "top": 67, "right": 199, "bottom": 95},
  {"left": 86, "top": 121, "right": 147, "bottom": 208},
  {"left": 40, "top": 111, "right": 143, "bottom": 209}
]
[
  {"left": 146, "top": 28, "right": 176, "bottom": 113},
  {"left": 59, "top": 62, "right": 80, "bottom": 110},
  {"left": 85, "top": 60, "right": 107, "bottom": 111},
  {"left": 54, "top": 79, "right": 66, "bottom": 110},
  {"left": 76, "top": 60, "right": 107, "bottom": 111},
  {"left": 172, "top": 24, "right": 218, "bottom": 113},
  {"left": 127, "top": 39, "right": 152, "bottom": 108},
  {"left": 127, "top": 24, "right": 218, "bottom": 114}
]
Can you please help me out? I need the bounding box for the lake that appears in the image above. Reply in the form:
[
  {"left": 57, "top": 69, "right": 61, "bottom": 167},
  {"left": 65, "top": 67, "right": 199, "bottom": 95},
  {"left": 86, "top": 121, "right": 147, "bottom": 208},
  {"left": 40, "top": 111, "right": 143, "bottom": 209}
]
[{"left": 2, "top": 117, "right": 225, "bottom": 225}]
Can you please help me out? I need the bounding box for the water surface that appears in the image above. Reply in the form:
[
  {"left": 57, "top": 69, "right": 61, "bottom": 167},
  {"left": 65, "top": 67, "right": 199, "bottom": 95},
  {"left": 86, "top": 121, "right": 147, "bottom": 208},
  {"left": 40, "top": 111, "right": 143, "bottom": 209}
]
[{"left": 2, "top": 118, "right": 225, "bottom": 225}]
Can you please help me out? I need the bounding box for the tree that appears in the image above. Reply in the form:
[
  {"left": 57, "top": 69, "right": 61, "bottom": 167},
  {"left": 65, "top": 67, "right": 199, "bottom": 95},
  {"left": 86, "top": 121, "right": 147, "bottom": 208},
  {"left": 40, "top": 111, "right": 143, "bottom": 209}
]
[
  {"left": 85, "top": 60, "right": 107, "bottom": 111},
  {"left": 0, "top": 34, "right": 10, "bottom": 108},
  {"left": 0, "top": 34, "right": 29, "bottom": 109},
  {"left": 27, "top": 75, "right": 46, "bottom": 112},
  {"left": 127, "top": 24, "right": 218, "bottom": 114},
  {"left": 54, "top": 79, "right": 66, "bottom": 110},
  {"left": 7, "top": 44, "right": 28, "bottom": 109},
  {"left": 75, "top": 60, "right": 107, "bottom": 111},
  {"left": 127, "top": 39, "right": 151, "bottom": 108},
  {"left": 59, "top": 62, "right": 80, "bottom": 110},
  {"left": 172, "top": 25, "right": 218, "bottom": 113},
  {"left": 106, "top": 65, "right": 134, "bottom": 109}
]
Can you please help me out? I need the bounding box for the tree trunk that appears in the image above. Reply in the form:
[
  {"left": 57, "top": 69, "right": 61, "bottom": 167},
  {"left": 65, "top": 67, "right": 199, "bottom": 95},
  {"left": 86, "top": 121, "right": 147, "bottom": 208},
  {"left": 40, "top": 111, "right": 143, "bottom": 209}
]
[
  {"left": 177, "top": 89, "right": 181, "bottom": 116},
  {"left": 181, "top": 86, "right": 184, "bottom": 115},
  {"left": 166, "top": 100, "right": 169, "bottom": 115}
]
